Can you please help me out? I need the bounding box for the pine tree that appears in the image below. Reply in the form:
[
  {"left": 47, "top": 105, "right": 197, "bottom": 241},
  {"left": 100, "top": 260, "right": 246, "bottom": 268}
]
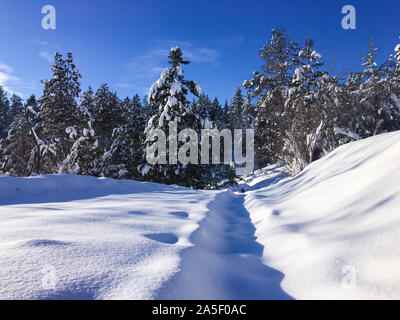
[
  {"left": 80, "top": 87, "right": 95, "bottom": 122},
  {"left": 139, "top": 47, "right": 204, "bottom": 188},
  {"left": 91, "top": 83, "right": 122, "bottom": 149},
  {"left": 229, "top": 87, "right": 244, "bottom": 129},
  {"left": 25, "top": 95, "right": 40, "bottom": 127},
  {"left": 0, "top": 87, "right": 10, "bottom": 139},
  {"left": 244, "top": 28, "right": 300, "bottom": 166},
  {"left": 9, "top": 94, "right": 23, "bottom": 120},
  {"left": 278, "top": 39, "right": 325, "bottom": 175},
  {"left": 242, "top": 93, "right": 257, "bottom": 130},
  {"left": 38, "top": 52, "right": 83, "bottom": 171},
  {"left": 222, "top": 100, "right": 230, "bottom": 129},
  {"left": 0, "top": 112, "right": 32, "bottom": 176},
  {"left": 59, "top": 121, "right": 102, "bottom": 176},
  {"left": 192, "top": 94, "right": 213, "bottom": 129},
  {"left": 209, "top": 97, "right": 225, "bottom": 129},
  {"left": 0, "top": 99, "right": 50, "bottom": 176},
  {"left": 101, "top": 95, "right": 145, "bottom": 179},
  {"left": 347, "top": 40, "right": 400, "bottom": 138}
]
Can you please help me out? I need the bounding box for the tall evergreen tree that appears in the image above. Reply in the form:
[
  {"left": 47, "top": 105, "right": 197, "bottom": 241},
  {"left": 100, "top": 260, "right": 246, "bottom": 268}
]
[
  {"left": 278, "top": 39, "right": 325, "bottom": 175},
  {"left": 229, "top": 87, "right": 244, "bottom": 129},
  {"left": 139, "top": 47, "right": 205, "bottom": 188},
  {"left": 0, "top": 111, "right": 32, "bottom": 176},
  {"left": 0, "top": 87, "right": 10, "bottom": 139},
  {"left": 9, "top": 94, "right": 23, "bottom": 120},
  {"left": 101, "top": 95, "right": 145, "bottom": 179},
  {"left": 38, "top": 52, "right": 83, "bottom": 171},
  {"left": 209, "top": 97, "right": 225, "bottom": 129},
  {"left": 242, "top": 93, "right": 257, "bottom": 130},
  {"left": 244, "top": 28, "right": 300, "bottom": 166},
  {"left": 91, "top": 83, "right": 122, "bottom": 149}
]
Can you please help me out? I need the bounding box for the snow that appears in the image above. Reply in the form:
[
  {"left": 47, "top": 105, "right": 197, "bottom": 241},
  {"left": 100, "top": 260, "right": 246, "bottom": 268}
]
[
  {"left": 194, "top": 82, "right": 201, "bottom": 96},
  {"left": 26, "top": 106, "right": 38, "bottom": 117},
  {"left": 1, "top": 131, "right": 400, "bottom": 299},
  {"left": 65, "top": 126, "right": 78, "bottom": 139},
  {"left": 292, "top": 67, "right": 304, "bottom": 83},
  {"left": 245, "top": 131, "right": 400, "bottom": 299},
  {"left": 170, "top": 82, "right": 181, "bottom": 96},
  {"left": 391, "top": 93, "right": 400, "bottom": 111},
  {"left": 311, "top": 50, "right": 322, "bottom": 60},
  {"left": 0, "top": 174, "right": 215, "bottom": 299},
  {"left": 176, "top": 66, "right": 183, "bottom": 77},
  {"left": 167, "top": 96, "right": 178, "bottom": 108}
]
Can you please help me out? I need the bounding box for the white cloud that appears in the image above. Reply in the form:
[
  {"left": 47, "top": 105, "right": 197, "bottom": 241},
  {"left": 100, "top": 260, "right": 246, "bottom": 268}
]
[
  {"left": 39, "top": 50, "right": 53, "bottom": 63},
  {"left": 184, "top": 47, "right": 218, "bottom": 63},
  {"left": 0, "top": 61, "right": 22, "bottom": 96},
  {"left": 0, "top": 62, "right": 14, "bottom": 74}
]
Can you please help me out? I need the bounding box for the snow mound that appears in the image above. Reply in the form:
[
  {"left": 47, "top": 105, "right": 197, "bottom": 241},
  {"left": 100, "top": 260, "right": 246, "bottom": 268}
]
[{"left": 245, "top": 131, "right": 400, "bottom": 299}]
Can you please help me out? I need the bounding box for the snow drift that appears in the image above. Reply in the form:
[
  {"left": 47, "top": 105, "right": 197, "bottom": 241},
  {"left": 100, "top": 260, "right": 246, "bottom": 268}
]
[{"left": 245, "top": 131, "right": 400, "bottom": 299}]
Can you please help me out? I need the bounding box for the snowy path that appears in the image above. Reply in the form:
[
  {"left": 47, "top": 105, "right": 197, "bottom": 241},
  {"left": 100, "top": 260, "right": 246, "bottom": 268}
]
[{"left": 156, "top": 190, "right": 292, "bottom": 300}]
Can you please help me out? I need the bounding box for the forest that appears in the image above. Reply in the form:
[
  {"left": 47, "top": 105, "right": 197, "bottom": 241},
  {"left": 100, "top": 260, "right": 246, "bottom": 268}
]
[{"left": 1, "top": 27, "right": 399, "bottom": 189}]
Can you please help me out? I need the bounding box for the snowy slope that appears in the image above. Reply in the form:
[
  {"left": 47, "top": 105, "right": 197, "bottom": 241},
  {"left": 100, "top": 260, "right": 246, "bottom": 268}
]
[
  {"left": 245, "top": 131, "right": 400, "bottom": 299},
  {"left": 0, "top": 175, "right": 216, "bottom": 299}
]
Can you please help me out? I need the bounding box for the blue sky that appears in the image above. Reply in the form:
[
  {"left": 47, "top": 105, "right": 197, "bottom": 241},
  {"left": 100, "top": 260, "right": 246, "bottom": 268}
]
[{"left": 0, "top": 0, "right": 399, "bottom": 103}]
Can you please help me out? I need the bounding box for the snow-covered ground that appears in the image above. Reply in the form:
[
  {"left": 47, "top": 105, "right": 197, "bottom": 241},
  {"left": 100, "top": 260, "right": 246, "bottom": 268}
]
[
  {"left": 1, "top": 131, "right": 400, "bottom": 300},
  {"left": 0, "top": 176, "right": 215, "bottom": 299},
  {"left": 245, "top": 131, "right": 400, "bottom": 299}
]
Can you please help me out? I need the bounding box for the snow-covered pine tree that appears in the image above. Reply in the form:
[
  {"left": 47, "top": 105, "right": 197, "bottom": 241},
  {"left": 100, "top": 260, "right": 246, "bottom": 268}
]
[
  {"left": 312, "top": 73, "right": 345, "bottom": 157},
  {"left": 242, "top": 93, "right": 257, "bottom": 130},
  {"left": 244, "top": 27, "right": 299, "bottom": 96},
  {"left": 9, "top": 94, "right": 23, "bottom": 122},
  {"left": 192, "top": 93, "right": 213, "bottom": 129},
  {"left": 209, "top": 98, "right": 225, "bottom": 129},
  {"left": 0, "top": 111, "right": 32, "bottom": 176},
  {"left": 79, "top": 87, "right": 95, "bottom": 122},
  {"left": 139, "top": 47, "right": 205, "bottom": 188},
  {"left": 101, "top": 95, "right": 145, "bottom": 179},
  {"left": 25, "top": 95, "right": 40, "bottom": 127},
  {"left": 59, "top": 120, "right": 102, "bottom": 176},
  {"left": 229, "top": 87, "right": 244, "bottom": 129},
  {"left": 90, "top": 83, "right": 122, "bottom": 150},
  {"left": 38, "top": 52, "right": 83, "bottom": 172},
  {"left": 222, "top": 100, "right": 230, "bottom": 129},
  {"left": 350, "top": 40, "right": 400, "bottom": 138},
  {"left": 0, "top": 97, "right": 56, "bottom": 176},
  {"left": 244, "top": 27, "right": 300, "bottom": 166},
  {"left": 278, "top": 39, "right": 325, "bottom": 175}
]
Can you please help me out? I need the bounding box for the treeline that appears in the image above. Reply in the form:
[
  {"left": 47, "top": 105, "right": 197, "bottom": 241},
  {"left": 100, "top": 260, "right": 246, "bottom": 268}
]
[
  {"left": 246, "top": 28, "right": 400, "bottom": 175},
  {"left": 1, "top": 28, "right": 400, "bottom": 188},
  {"left": 0, "top": 51, "right": 240, "bottom": 189}
]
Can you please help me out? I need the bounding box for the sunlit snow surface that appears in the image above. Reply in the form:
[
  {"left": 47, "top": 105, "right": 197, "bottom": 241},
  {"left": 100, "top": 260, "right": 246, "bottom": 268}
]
[
  {"left": 0, "top": 176, "right": 214, "bottom": 299},
  {"left": 245, "top": 131, "right": 400, "bottom": 299}
]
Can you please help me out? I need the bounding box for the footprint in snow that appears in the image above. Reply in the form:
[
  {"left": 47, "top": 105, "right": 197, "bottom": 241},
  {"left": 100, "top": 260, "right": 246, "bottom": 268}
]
[
  {"left": 144, "top": 233, "right": 179, "bottom": 244},
  {"left": 127, "top": 211, "right": 147, "bottom": 216},
  {"left": 24, "top": 239, "right": 71, "bottom": 247},
  {"left": 168, "top": 211, "right": 189, "bottom": 218}
]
